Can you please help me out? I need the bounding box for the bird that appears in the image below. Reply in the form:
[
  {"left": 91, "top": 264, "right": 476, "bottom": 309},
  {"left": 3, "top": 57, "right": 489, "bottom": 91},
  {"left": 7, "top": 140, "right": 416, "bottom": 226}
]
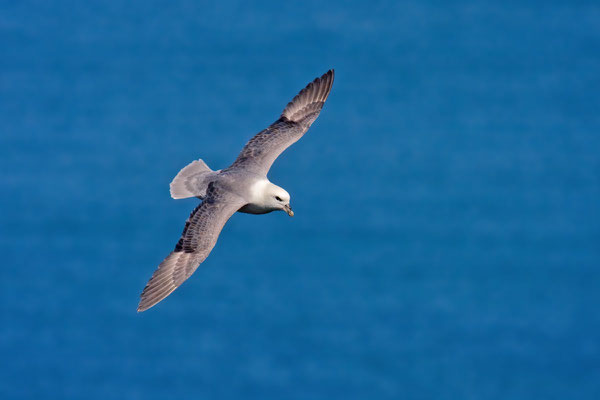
[{"left": 137, "top": 70, "right": 335, "bottom": 312}]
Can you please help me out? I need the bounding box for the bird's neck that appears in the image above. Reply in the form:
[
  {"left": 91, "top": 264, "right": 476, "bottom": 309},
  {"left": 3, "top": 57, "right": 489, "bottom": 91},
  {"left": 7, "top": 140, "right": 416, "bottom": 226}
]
[{"left": 248, "top": 179, "right": 273, "bottom": 205}]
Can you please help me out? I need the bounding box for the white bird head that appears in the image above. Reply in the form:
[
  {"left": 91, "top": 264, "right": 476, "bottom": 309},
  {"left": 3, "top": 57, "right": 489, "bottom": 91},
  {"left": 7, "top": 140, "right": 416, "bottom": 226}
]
[{"left": 265, "top": 183, "right": 293, "bottom": 216}]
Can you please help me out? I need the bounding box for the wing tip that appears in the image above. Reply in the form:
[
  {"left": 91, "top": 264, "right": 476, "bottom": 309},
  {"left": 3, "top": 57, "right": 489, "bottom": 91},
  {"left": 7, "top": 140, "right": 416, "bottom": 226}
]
[
  {"left": 137, "top": 284, "right": 178, "bottom": 313},
  {"left": 137, "top": 290, "right": 158, "bottom": 313},
  {"left": 137, "top": 300, "right": 151, "bottom": 313},
  {"left": 281, "top": 69, "right": 335, "bottom": 123},
  {"left": 136, "top": 251, "right": 183, "bottom": 313},
  {"left": 137, "top": 300, "right": 160, "bottom": 313}
]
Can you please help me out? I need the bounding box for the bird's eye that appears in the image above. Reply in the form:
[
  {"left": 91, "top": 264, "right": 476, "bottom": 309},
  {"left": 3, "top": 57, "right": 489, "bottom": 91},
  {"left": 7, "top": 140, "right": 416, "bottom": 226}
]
[{"left": 275, "top": 196, "right": 282, "bottom": 201}]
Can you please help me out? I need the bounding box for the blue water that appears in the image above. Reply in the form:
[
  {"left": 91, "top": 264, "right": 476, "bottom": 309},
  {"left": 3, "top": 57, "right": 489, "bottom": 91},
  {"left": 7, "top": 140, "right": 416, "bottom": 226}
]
[{"left": 1, "top": 1, "right": 599, "bottom": 399}]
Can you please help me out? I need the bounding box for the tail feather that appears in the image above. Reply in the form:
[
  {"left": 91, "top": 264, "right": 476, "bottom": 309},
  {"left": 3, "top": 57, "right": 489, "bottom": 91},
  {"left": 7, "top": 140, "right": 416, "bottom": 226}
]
[{"left": 169, "top": 159, "right": 217, "bottom": 199}]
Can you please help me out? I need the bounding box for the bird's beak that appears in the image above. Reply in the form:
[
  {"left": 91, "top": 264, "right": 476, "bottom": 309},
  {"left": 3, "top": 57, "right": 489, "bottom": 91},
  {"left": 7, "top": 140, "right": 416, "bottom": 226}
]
[{"left": 283, "top": 204, "right": 294, "bottom": 217}]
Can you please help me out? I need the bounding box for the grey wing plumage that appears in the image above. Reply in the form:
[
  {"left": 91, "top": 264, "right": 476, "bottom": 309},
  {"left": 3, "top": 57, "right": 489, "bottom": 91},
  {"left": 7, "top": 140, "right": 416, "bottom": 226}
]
[
  {"left": 138, "top": 183, "right": 246, "bottom": 312},
  {"left": 231, "top": 69, "right": 334, "bottom": 175}
]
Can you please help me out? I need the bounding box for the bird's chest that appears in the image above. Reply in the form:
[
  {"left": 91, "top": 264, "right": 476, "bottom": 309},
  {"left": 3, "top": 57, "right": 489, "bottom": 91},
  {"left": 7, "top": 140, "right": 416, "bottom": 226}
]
[
  {"left": 237, "top": 203, "right": 272, "bottom": 214},
  {"left": 237, "top": 179, "right": 273, "bottom": 214}
]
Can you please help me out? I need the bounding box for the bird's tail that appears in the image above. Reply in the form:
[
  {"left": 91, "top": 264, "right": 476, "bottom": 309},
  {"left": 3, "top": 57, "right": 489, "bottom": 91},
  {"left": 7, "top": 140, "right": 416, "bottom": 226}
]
[{"left": 169, "top": 159, "right": 219, "bottom": 199}]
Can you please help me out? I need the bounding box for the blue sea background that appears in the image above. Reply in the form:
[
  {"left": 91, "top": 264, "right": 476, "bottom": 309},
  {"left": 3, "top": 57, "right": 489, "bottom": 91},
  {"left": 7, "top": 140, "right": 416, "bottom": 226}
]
[{"left": 1, "top": 1, "right": 599, "bottom": 399}]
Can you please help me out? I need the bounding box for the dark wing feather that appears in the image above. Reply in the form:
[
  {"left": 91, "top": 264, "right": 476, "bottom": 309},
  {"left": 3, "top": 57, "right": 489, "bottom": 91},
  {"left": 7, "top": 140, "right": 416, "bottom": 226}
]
[
  {"left": 231, "top": 69, "right": 334, "bottom": 175},
  {"left": 138, "top": 183, "right": 245, "bottom": 312}
]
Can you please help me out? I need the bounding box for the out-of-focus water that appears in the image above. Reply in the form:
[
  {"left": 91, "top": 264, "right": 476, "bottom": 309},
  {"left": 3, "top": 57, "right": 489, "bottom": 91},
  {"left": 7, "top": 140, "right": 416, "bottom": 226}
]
[{"left": 1, "top": 1, "right": 599, "bottom": 399}]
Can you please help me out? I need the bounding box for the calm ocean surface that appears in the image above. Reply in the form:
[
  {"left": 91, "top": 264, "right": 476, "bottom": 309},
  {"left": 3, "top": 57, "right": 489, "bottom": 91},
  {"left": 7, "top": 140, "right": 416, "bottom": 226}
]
[{"left": 1, "top": 1, "right": 599, "bottom": 399}]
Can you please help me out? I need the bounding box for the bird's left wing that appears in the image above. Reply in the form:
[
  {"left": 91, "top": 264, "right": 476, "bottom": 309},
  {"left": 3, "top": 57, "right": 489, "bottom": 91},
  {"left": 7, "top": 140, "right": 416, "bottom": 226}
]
[
  {"left": 231, "top": 69, "right": 334, "bottom": 176},
  {"left": 138, "top": 182, "right": 246, "bottom": 312}
]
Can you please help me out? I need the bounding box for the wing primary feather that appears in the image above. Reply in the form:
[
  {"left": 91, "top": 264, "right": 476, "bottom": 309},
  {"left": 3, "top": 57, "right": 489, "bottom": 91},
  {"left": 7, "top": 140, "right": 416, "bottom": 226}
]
[
  {"left": 231, "top": 69, "right": 334, "bottom": 175},
  {"left": 281, "top": 69, "right": 334, "bottom": 123},
  {"left": 138, "top": 187, "right": 246, "bottom": 312}
]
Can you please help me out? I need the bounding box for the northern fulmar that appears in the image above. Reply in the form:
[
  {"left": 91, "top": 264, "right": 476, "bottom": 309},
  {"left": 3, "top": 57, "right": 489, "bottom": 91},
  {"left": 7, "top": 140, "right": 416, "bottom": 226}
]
[{"left": 138, "top": 70, "right": 335, "bottom": 311}]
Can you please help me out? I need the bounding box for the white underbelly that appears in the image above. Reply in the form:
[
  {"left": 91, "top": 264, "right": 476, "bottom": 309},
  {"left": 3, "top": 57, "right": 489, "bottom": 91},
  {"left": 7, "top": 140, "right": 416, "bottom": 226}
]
[{"left": 238, "top": 203, "right": 272, "bottom": 214}]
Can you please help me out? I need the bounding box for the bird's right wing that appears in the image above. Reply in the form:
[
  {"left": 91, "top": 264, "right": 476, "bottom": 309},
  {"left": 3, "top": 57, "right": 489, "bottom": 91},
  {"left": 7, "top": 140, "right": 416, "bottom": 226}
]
[{"left": 138, "top": 182, "right": 246, "bottom": 312}]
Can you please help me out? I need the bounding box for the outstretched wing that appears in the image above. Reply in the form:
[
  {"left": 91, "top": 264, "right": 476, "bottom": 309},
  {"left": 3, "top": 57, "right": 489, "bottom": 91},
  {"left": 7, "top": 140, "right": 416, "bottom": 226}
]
[
  {"left": 231, "top": 69, "right": 334, "bottom": 176},
  {"left": 138, "top": 183, "right": 246, "bottom": 312}
]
